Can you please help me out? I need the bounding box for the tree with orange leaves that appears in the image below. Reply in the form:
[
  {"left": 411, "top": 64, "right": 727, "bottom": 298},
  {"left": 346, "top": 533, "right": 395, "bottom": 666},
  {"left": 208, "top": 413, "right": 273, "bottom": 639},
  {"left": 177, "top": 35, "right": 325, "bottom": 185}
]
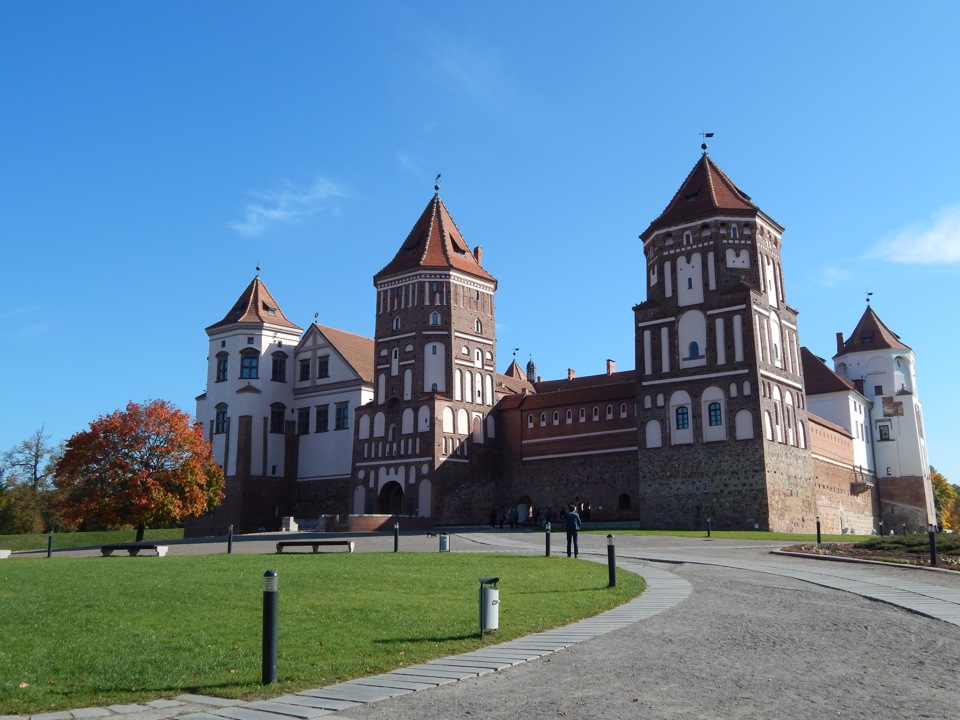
[{"left": 54, "top": 400, "right": 224, "bottom": 541}]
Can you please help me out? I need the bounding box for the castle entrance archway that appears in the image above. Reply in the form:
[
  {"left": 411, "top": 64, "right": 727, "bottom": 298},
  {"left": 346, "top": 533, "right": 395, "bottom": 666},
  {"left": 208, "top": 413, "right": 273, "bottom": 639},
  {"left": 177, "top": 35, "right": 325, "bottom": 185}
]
[{"left": 378, "top": 481, "right": 404, "bottom": 515}]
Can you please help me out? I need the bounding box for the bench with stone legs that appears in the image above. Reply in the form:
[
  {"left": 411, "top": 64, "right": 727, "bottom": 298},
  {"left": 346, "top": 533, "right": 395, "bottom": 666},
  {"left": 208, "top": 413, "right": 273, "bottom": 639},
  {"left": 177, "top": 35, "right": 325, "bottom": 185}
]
[
  {"left": 276, "top": 540, "right": 355, "bottom": 554},
  {"left": 0, "top": 549, "right": 11, "bottom": 559},
  {"left": 101, "top": 543, "right": 169, "bottom": 557}
]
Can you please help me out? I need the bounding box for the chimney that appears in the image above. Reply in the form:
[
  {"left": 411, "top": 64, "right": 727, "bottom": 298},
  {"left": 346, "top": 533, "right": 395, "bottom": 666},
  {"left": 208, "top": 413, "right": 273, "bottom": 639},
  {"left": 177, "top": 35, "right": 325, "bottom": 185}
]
[
  {"left": 606, "top": 359, "right": 616, "bottom": 375},
  {"left": 473, "top": 246, "right": 483, "bottom": 265},
  {"left": 835, "top": 332, "right": 845, "bottom": 355},
  {"left": 567, "top": 368, "right": 576, "bottom": 380}
]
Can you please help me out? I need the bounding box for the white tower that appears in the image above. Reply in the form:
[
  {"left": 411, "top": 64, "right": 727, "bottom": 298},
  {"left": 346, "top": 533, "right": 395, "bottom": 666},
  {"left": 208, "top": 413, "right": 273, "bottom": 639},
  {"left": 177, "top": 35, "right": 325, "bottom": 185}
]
[{"left": 833, "top": 305, "right": 935, "bottom": 529}]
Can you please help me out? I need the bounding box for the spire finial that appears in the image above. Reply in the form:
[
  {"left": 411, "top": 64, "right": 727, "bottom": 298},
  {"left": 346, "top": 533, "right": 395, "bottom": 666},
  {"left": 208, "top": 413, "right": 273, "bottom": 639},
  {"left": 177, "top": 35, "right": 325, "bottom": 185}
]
[
  {"left": 699, "top": 131, "right": 714, "bottom": 154},
  {"left": 255, "top": 262, "right": 261, "bottom": 277},
  {"left": 434, "top": 172, "right": 441, "bottom": 194}
]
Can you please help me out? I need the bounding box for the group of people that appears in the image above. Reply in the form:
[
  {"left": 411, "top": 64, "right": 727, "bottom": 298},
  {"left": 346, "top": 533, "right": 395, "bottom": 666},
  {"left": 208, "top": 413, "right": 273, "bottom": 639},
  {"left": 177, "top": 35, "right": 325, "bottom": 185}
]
[{"left": 488, "top": 503, "right": 584, "bottom": 558}]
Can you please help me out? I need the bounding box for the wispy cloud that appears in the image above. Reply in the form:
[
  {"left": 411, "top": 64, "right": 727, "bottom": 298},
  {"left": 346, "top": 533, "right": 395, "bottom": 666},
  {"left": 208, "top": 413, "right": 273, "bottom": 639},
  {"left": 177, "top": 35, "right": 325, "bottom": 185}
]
[
  {"left": 868, "top": 204, "right": 960, "bottom": 264},
  {"left": 4, "top": 305, "right": 48, "bottom": 339},
  {"left": 428, "top": 38, "right": 508, "bottom": 112},
  {"left": 230, "top": 177, "right": 346, "bottom": 237},
  {"left": 815, "top": 264, "right": 851, "bottom": 287}
]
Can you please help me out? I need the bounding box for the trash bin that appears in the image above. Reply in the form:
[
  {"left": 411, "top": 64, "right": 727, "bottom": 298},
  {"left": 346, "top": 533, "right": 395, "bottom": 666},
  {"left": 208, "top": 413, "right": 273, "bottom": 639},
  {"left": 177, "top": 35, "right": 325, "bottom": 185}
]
[
  {"left": 439, "top": 533, "right": 450, "bottom": 552},
  {"left": 478, "top": 577, "right": 499, "bottom": 634}
]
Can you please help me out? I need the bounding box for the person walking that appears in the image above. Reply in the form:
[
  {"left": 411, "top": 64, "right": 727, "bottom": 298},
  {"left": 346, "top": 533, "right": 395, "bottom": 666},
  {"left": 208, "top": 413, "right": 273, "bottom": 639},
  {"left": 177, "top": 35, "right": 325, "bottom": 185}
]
[{"left": 565, "top": 503, "right": 582, "bottom": 558}]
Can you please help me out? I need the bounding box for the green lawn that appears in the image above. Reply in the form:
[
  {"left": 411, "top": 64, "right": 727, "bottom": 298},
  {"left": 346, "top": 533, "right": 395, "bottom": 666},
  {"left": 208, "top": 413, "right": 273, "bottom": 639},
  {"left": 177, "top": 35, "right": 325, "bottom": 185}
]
[
  {"left": 0, "top": 553, "right": 643, "bottom": 715},
  {"left": 0, "top": 528, "right": 184, "bottom": 552}
]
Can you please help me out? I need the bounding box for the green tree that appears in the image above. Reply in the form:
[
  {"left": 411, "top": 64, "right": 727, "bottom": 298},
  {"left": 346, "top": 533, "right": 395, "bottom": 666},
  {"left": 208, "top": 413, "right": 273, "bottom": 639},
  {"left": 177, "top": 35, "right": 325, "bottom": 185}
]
[
  {"left": 53, "top": 400, "right": 225, "bottom": 541},
  {"left": 930, "top": 466, "right": 956, "bottom": 531},
  {"left": 0, "top": 427, "right": 59, "bottom": 533}
]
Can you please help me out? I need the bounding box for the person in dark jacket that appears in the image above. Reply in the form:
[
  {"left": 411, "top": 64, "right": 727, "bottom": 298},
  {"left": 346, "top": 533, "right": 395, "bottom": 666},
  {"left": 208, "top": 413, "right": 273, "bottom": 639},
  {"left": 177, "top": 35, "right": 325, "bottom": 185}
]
[{"left": 565, "top": 503, "right": 582, "bottom": 558}]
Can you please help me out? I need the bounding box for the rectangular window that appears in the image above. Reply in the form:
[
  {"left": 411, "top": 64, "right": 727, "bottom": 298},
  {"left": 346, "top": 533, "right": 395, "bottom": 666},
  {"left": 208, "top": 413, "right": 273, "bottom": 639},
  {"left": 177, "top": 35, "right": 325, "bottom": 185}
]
[
  {"left": 316, "top": 405, "right": 329, "bottom": 433},
  {"left": 335, "top": 402, "right": 349, "bottom": 430},
  {"left": 216, "top": 357, "right": 228, "bottom": 382},
  {"left": 299, "top": 359, "right": 310, "bottom": 381},
  {"left": 708, "top": 402, "right": 722, "bottom": 426},
  {"left": 878, "top": 424, "right": 891, "bottom": 441},
  {"left": 214, "top": 409, "right": 227, "bottom": 434},
  {"left": 240, "top": 356, "right": 259, "bottom": 379},
  {"left": 317, "top": 355, "right": 330, "bottom": 379},
  {"left": 269, "top": 408, "right": 285, "bottom": 434},
  {"left": 272, "top": 357, "right": 287, "bottom": 382},
  {"left": 874, "top": 385, "right": 883, "bottom": 396},
  {"left": 676, "top": 406, "right": 689, "bottom": 430},
  {"left": 297, "top": 408, "right": 310, "bottom": 435}
]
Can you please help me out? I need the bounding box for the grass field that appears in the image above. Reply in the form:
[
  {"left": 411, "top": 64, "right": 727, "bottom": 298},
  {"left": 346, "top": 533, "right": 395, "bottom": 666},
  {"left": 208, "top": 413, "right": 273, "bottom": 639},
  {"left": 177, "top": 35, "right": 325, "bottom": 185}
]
[{"left": 0, "top": 552, "right": 643, "bottom": 716}]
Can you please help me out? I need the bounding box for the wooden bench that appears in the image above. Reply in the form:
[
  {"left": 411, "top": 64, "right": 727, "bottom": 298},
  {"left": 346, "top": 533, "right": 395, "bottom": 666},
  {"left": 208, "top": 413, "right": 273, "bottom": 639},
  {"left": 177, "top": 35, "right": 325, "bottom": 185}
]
[
  {"left": 101, "top": 543, "right": 169, "bottom": 557},
  {"left": 276, "top": 540, "right": 354, "bottom": 554}
]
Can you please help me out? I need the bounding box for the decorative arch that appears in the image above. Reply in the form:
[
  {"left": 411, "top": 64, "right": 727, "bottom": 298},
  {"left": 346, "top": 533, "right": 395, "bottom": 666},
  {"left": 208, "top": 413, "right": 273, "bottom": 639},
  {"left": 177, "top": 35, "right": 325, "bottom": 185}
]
[
  {"left": 377, "top": 481, "right": 404, "bottom": 515},
  {"left": 373, "top": 412, "right": 386, "bottom": 438},
  {"left": 735, "top": 409, "right": 754, "bottom": 440},
  {"left": 701, "top": 386, "right": 725, "bottom": 442},
  {"left": 669, "top": 390, "right": 693, "bottom": 445},
  {"left": 678, "top": 310, "right": 707, "bottom": 369},
  {"left": 645, "top": 419, "right": 663, "bottom": 449}
]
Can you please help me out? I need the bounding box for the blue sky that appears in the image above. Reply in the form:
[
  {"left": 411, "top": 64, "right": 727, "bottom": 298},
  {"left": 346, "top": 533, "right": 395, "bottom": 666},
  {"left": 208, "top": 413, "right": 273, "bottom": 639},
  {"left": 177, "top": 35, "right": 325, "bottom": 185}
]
[{"left": 2, "top": 2, "right": 958, "bottom": 484}]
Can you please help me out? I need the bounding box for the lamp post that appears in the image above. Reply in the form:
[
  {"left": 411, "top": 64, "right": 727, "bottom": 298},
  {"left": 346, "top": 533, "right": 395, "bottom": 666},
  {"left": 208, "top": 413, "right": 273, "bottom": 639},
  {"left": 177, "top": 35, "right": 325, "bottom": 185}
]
[
  {"left": 262, "top": 570, "right": 278, "bottom": 685},
  {"left": 607, "top": 534, "right": 617, "bottom": 588}
]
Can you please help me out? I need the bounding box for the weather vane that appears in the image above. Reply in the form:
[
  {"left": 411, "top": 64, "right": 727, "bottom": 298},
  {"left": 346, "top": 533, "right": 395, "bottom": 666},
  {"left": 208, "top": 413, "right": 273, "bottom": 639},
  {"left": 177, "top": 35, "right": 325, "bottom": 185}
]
[
  {"left": 256, "top": 262, "right": 261, "bottom": 276},
  {"left": 699, "top": 131, "right": 714, "bottom": 153},
  {"left": 434, "top": 173, "right": 441, "bottom": 193},
  {"left": 866, "top": 291, "right": 873, "bottom": 304},
  {"left": 513, "top": 347, "right": 519, "bottom": 359}
]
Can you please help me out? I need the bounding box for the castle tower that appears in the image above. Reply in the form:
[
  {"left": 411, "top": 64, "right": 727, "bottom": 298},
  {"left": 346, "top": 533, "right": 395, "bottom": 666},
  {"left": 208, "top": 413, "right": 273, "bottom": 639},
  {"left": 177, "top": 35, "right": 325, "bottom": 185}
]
[
  {"left": 833, "top": 305, "right": 935, "bottom": 529},
  {"left": 633, "top": 153, "right": 815, "bottom": 531},
  {"left": 350, "top": 192, "right": 499, "bottom": 522},
  {"left": 191, "top": 275, "right": 302, "bottom": 535}
]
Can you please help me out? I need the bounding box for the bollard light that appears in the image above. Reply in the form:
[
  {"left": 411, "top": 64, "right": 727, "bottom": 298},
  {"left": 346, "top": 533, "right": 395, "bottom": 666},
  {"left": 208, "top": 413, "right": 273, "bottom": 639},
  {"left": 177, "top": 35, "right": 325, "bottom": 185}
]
[
  {"left": 607, "top": 534, "right": 617, "bottom": 588},
  {"left": 47, "top": 529, "right": 53, "bottom": 559},
  {"left": 545, "top": 521, "right": 551, "bottom": 557},
  {"left": 928, "top": 524, "right": 938, "bottom": 567},
  {"left": 227, "top": 524, "right": 234, "bottom": 555},
  {"left": 262, "top": 570, "right": 278, "bottom": 684},
  {"left": 394, "top": 522, "right": 400, "bottom": 553},
  {"left": 706, "top": 518, "right": 712, "bottom": 538},
  {"left": 816, "top": 516, "right": 821, "bottom": 545}
]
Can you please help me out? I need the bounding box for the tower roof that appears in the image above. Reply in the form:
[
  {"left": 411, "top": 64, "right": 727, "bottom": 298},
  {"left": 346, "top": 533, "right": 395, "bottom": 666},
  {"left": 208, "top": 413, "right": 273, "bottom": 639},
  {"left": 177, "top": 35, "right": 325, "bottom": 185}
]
[
  {"left": 310, "top": 323, "right": 375, "bottom": 383},
  {"left": 834, "top": 305, "right": 910, "bottom": 358},
  {"left": 375, "top": 194, "right": 496, "bottom": 284},
  {"left": 641, "top": 154, "right": 770, "bottom": 240},
  {"left": 206, "top": 276, "right": 301, "bottom": 333}
]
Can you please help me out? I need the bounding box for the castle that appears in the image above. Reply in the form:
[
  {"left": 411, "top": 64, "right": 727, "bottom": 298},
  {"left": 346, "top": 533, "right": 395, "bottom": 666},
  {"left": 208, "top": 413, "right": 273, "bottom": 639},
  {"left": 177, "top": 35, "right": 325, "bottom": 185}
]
[{"left": 189, "top": 153, "right": 935, "bottom": 537}]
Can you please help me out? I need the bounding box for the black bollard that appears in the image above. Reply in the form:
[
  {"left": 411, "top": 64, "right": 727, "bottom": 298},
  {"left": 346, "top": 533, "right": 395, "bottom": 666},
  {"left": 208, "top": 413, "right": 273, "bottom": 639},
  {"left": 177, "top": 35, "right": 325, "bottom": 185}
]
[
  {"left": 262, "top": 570, "right": 278, "bottom": 684},
  {"left": 545, "top": 522, "right": 551, "bottom": 557},
  {"left": 607, "top": 534, "right": 617, "bottom": 588},
  {"left": 47, "top": 530, "right": 53, "bottom": 558},
  {"left": 928, "top": 526, "right": 938, "bottom": 567},
  {"left": 816, "top": 516, "right": 821, "bottom": 545},
  {"left": 394, "top": 522, "right": 400, "bottom": 553},
  {"left": 706, "top": 518, "right": 711, "bottom": 538},
  {"left": 227, "top": 524, "right": 234, "bottom": 555}
]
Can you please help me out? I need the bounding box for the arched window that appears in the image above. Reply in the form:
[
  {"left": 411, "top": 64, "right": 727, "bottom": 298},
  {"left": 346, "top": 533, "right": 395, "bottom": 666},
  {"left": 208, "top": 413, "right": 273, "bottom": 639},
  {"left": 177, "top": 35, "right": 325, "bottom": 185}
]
[
  {"left": 214, "top": 403, "right": 228, "bottom": 434},
  {"left": 676, "top": 407, "right": 689, "bottom": 430},
  {"left": 539, "top": 412, "right": 546, "bottom": 427},
  {"left": 620, "top": 403, "right": 628, "bottom": 418},
  {"left": 730, "top": 224, "right": 739, "bottom": 239},
  {"left": 552, "top": 411, "right": 559, "bottom": 425},
  {"left": 565, "top": 409, "right": 572, "bottom": 424},
  {"left": 579, "top": 408, "right": 586, "bottom": 422},
  {"left": 527, "top": 414, "right": 534, "bottom": 429},
  {"left": 708, "top": 402, "right": 722, "bottom": 426},
  {"left": 215, "top": 352, "right": 228, "bottom": 383},
  {"left": 618, "top": 494, "right": 631, "bottom": 510},
  {"left": 240, "top": 347, "right": 259, "bottom": 379},
  {"left": 392, "top": 317, "right": 400, "bottom": 330},
  {"left": 592, "top": 406, "right": 599, "bottom": 421},
  {"left": 475, "top": 319, "right": 482, "bottom": 333},
  {"left": 688, "top": 341, "right": 700, "bottom": 358},
  {"left": 430, "top": 312, "right": 440, "bottom": 326},
  {"left": 606, "top": 404, "right": 613, "bottom": 419}
]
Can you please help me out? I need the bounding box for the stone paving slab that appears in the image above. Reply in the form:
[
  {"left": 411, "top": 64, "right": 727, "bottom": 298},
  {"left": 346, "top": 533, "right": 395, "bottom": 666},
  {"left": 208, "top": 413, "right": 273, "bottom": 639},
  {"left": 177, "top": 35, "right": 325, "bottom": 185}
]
[
  {"left": 347, "top": 677, "right": 435, "bottom": 691},
  {"left": 244, "top": 701, "right": 331, "bottom": 718},
  {"left": 390, "top": 666, "right": 480, "bottom": 680},
  {"left": 175, "top": 698, "right": 242, "bottom": 708},
  {"left": 268, "top": 695, "right": 357, "bottom": 712}
]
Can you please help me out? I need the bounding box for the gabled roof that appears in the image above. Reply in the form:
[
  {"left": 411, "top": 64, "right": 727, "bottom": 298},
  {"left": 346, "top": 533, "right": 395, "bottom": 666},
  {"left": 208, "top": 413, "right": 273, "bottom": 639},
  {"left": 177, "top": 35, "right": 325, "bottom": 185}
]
[
  {"left": 641, "top": 154, "right": 768, "bottom": 240},
  {"left": 375, "top": 194, "right": 496, "bottom": 284},
  {"left": 309, "top": 323, "right": 375, "bottom": 383},
  {"left": 207, "top": 276, "right": 301, "bottom": 333},
  {"left": 834, "top": 306, "right": 910, "bottom": 358},
  {"left": 800, "top": 346, "right": 855, "bottom": 395}
]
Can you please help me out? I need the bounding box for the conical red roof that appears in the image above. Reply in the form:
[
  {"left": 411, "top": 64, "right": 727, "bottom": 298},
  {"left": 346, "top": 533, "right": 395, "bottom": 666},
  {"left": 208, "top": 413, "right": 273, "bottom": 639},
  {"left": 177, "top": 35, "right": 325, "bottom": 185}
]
[
  {"left": 375, "top": 194, "right": 495, "bottom": 284},
  {"left": 641, "top": 154, "right": 763, "bottom": 240},
  {"left": 206, "top": 276, "right": 301, "bottom": 332},
  {"left": 834, "top": 306, "right": 910, "bottom": 358}
]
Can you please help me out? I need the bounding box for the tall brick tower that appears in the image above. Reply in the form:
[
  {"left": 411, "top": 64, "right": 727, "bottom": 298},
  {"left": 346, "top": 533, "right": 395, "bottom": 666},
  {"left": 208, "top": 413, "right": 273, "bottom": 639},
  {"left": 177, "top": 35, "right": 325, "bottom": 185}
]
[
  {"left": 350, "top": 190, "right": 500, "bottom": 523},
  {"left": 633, "top": 153, "right": 816, "bottom": 531}
]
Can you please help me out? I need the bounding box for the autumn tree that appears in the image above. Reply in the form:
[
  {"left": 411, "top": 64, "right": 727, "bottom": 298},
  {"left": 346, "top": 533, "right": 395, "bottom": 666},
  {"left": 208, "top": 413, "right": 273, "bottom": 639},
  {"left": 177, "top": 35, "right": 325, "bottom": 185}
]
[
  {"left": 0, "top": 427, "right": 59, "bottom": 534},
  {"left": 54, "top": 400, "right": 224, "bottom": 541},
  {"left": 930, "top": 466, "right": 957, "bottom": 531}
]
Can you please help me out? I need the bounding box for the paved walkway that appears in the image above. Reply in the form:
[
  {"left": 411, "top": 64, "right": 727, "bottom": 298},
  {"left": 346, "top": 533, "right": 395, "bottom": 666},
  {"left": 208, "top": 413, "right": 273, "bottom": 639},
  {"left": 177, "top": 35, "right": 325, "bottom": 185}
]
[{"left": 6, "top": 531, "right": 960, "bottom": 720}]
